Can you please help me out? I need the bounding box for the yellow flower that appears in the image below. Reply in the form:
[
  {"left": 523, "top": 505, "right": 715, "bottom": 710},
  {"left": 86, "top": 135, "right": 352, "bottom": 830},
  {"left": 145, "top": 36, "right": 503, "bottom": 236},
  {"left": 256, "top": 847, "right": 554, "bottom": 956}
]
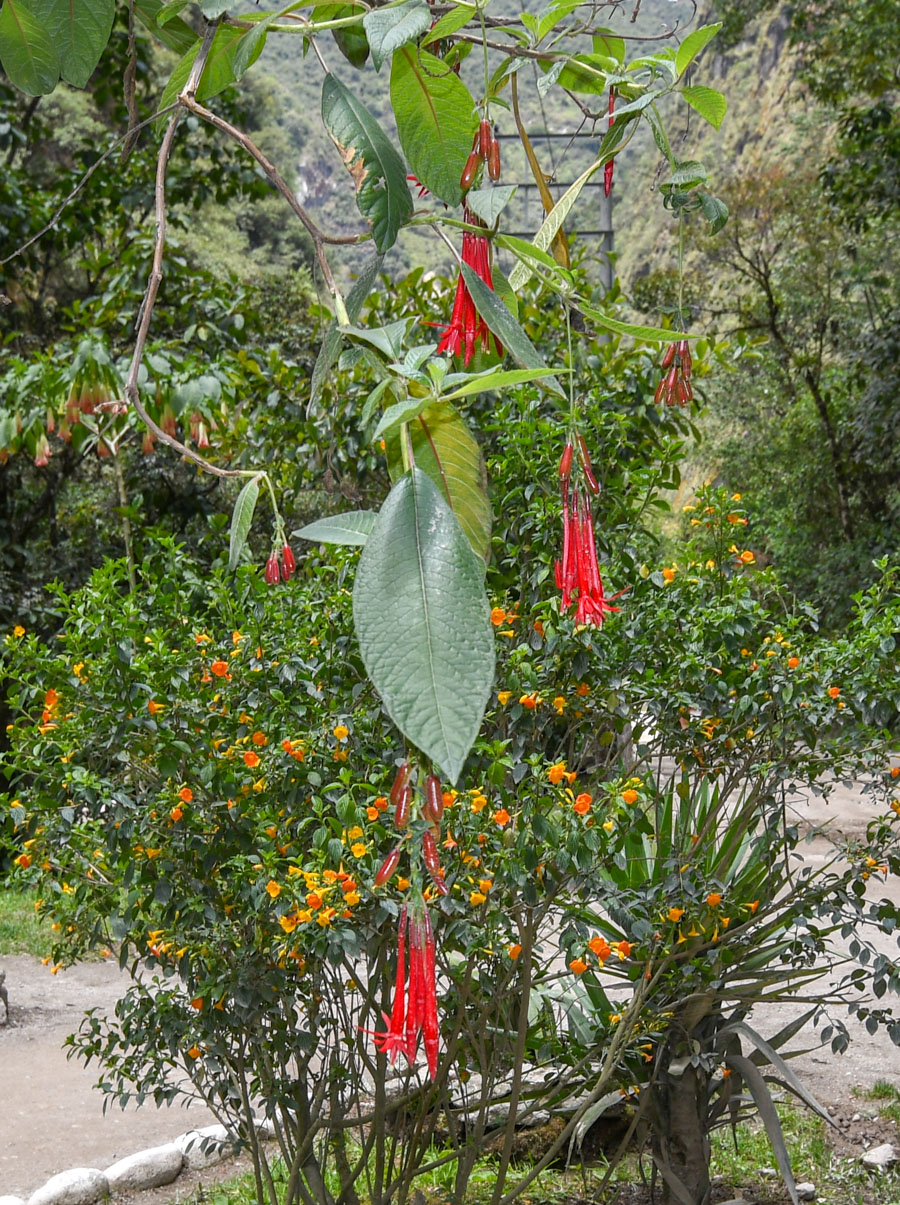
[
  {"left": 469, "top": 891, "right": 487, "bottom": 906},
  {"left": 731, "top": 493, "right": 742, "bottom": 501},
  {"left": 344, "top": 891, "right": 360, "bottom": 906},
  {"left": 667, "top": 907, "right": 684, "bottom": 923},
  {"left": 279, "top": 913, "right": 299, "bottom": 933},
  {"left": 13, "top": 625, "right": 25, "bottom": 637},
  {"left": 471, "top": 794, "right": 488, "bottom": 813},
  {"left": 333, "top": 725, "right": 349, "bottom": 741},
  {"left": 552, "top": 696, "right": 566, "bottom": 715},
  {"left": 350, "top": 842, "right": 367, "bottom": 858},
  {"left": 497, "top": 690, "right": 512, "bottom": 706},
  {"left": 266, "top": 880, "right": 281, "bottom": 898},
  {"left": 347, "top": 826, "right": 364, "bottom": 841}
]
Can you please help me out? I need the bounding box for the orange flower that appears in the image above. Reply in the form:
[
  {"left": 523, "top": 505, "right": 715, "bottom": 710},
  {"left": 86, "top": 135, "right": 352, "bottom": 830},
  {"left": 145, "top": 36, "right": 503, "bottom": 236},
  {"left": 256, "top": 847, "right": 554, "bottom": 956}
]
[
  {"left": 574, "top": 793, "right": 592, "bottom": 815},
  {"left": 706, "top": 892, "right": 722, "bottom": 907},
  {"left": 210, "top": 660, "right": 229, "bottom": 677},
  {"left": 252, "top": 731, "right": 267, "bottom": 746},
  {"left": 306, "top": 892, "right": 323, "bottom": 909},
  {"left": 490, "top": 607, "right": 506, "bottom": 626},
  {"left": 667, "top": 907, "right": 685, "bottom": 923},
  {"left": 746, "top": 899, "right": 760, "bottom": 914},
  {"left": 569, "top": 958, "right": 588, "bottom": 975},
  {"left": 179, "top": 787, "right": 193, "bottom": 803},
  {"left": 243, "top": 751, "right": 260, "bottom": 768},
  {"left": 281, "top": 739, "right": 294, "bottom": 754},
  {"left": 187, "top": 1044, "right": 202, "bottom": 1060},
  {"left": 662, "top": 566, "right": 676, "bottom": 583},
  {"left": 622, "top": 788, "right": 638, "bottom": 805},
  {"left": 366, "top": 806, "right": 380, "bottom": 821},
  {"left": 190, "top": 997, "right": 204, "bottom": 1011},
  {"left": 147, "top": 699, "right": 164, "bottom": 715},
  {"left": 519, "top": 693, "right": 540, "bottom": 709},
  {"left": 614, "top": 940, "right": 633, "bottom": 960},
  {"left": 493, "top": 808, "right": 511, "bottom": 827},
  {"left": 787, "top": 656, "right": 800, "bottom": 669},
  {"left": 374, "top": 795, "right": 389, "bottom": 811},
  {"left": 827, "top": 686, "right": 841, "bottom": 699},
  {"left": 266, "top": 880, "right": 281, "bottom": 898},
  {"left": 575, "top": 683, "right": 590, "bottom": 697},
  {"left": 548, "top": 762, "right": 567, "bottom": 785},
  {"left": 14, "top": 853, "right": 31, "bottom": 869},
  {"left": 508, "top": 943, "right": 522, "bottom": 959},
  {"left": 739, "top": 550, "right": 755, "bottom": 565},
  {"left": 170, "top": 807, "right": 183, "bottom": 823},
  {"left": 588, "top": 936, "right": 611, "bottom": 961}
]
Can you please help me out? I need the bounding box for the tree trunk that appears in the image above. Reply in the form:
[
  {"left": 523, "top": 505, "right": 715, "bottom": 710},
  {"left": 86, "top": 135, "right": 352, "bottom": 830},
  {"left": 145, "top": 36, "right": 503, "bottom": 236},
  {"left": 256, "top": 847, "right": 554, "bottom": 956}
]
[{"left": 651, "top": 1061, "right": 712, "bottom": 1205}]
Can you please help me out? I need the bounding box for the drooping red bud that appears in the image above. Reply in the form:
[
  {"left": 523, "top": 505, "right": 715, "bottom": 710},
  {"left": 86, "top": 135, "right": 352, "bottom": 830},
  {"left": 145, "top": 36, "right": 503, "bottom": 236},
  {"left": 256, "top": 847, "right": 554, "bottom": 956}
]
[
  {"left": 423, "top": 775, "right": 444, "bottom": 823},
  {"left": 460, "top": 151, "right": 480, "bottom": 192},
  {"left": 559, "top": 442, "right": 574, "bottom": 481},
  {"left": 577, "top": 435, "right": 600, "bottom": 496},
  {"left": 374, "top": 847, "right": 401, "bottom": 887},
  {"left": 394, "top": 784, "right": 411, "bottom": 830},
  {"left": 390, "top": 762, "right": 411, "bottom": 807},
  {"left": 281, "top": 543, "right": 296, "bottom": 581},
  {"left": 422, "top": 829, "right": 440, "bottom": 875},
  {"left": 488, "top": 137, "right": 501, "bottom": 181},
  {"left": 479, "top": 118, "right": 492, "bottom": 158},
  {"left": 265, "top": 556, "right": 280, "bottom": 585}
]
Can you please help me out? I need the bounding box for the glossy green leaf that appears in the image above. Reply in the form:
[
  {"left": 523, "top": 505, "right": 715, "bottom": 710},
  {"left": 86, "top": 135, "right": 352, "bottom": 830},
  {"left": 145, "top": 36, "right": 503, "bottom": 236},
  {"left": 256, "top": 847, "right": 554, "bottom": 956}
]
[
  {"left": 675, "top": 22, "right": 721, "bottom": 76},
  {"left": 465, "top": 185, "right": 517, "bottom": 226},
  {"left": 353, "top": 467, "right": 494, "bottom": 783},
  {"left": 422, "top": 2, "right": 475, "bottom": 44},
  {"left": 0, "top": 0, "right": 59, "bottom": 95},
  {"left": 539, "top": 51, "right": 615, "bottom": 95},
  {"left": 460, "top": 263, "right": 564, "bottom": 395},
  {"left": 442, "top": 366, "right": 570, "bottom": 401},
  {"left": 372, "top": 396, "right": 431, "bottom": 440},
  {"left": 699, "top": 191, "right": 729, "bottom": 233},
  {"left": 387, "top": 403, "right": 491, "bottom": 562},
  {"left": 156, "top": 0, "right": 190, "bottom": 23},
  {"left": 364, "top": 0, "right": 431, "bottom": 70},
  {"left": 592, "top": 28, "right": 625, "bottom": 64},
  {"left": 390, "top": 46, "right": 477, "bottom": 208},
  {"left": 310, "top": 253, "right": 384, "bottom": 404},
  {"left": 156, "top": 25, "right": 264, "bottom": 132},
  {"left": 321, "top": 73, "right": 413, "bottom": 253},
  {"left": 29, "top": 0, "right": 114, "bottom": 88},
  {"left": 578, "top": 301, "right": 689, "bottom": 343},
  {"left": 339, "top": 319, "right": 408, "bottom": 359},
  {"left": 681, "top": 84, "right": 728, "bottom": 130},
  {"left": 316, "top": 3, "right": 369, "bottom": 67},
  {"left": 134, "top": 0, "right": 197, "bottom": 53},
  {"left": 228, "top": 475, "right": 261, "bottom": 570},
  {"left": 294, "top": 511, "right": 377, "bottom": 546}
]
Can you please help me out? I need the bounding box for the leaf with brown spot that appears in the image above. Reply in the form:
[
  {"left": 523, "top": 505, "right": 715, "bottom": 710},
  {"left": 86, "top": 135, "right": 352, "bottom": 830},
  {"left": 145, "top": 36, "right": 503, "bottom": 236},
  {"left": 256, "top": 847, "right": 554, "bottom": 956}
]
[{"left": 321, "top": 73, "right": 412, "bottom": 253}]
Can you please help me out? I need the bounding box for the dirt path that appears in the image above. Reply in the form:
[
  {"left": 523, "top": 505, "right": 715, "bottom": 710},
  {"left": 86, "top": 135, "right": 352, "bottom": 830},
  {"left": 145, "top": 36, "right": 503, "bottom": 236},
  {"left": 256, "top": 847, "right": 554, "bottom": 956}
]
[{"left": 1, "top": 779, "right": 899, "bottom": 1199}]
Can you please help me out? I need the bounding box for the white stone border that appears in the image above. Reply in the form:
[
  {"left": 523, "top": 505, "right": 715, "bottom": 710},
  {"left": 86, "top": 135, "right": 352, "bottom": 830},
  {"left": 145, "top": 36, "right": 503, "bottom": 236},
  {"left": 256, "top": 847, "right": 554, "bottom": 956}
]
[{"left": 0, "top": 1122, "right": 276, "bottom": 1205}]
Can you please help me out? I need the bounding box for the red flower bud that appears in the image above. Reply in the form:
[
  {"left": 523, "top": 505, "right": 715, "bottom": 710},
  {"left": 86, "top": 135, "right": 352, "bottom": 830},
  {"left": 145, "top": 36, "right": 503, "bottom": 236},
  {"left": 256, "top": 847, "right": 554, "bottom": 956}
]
[
  {"left": 479, "top": 118, "right": 492, "bottom": 158},
  {"left": 281, "top": 543, "right": 295, "bottom": 581},
  {"left": 422, "top": 829, "right": 440, "bottom": 875},
  {"left": 374, "top": 847, "right": 401, "bottom": 887},
  {"left": 394, "top": 784, "right": 411, "bottom": 830},
  {"left": 559, "top": 442, "right": 574, "bottom": 481},
  {"left": 423, "top": 774, "right": 444, "bottom": 823},
  {"left": 460, "top": 150, "right": 480, "bottom": 192},
  {"left": 577, "top": 435, "right": 600, "bottom": 496},
  {"left": 488, "top": 137, "right": 501, "bottom": 181},
  {"left": 265, "top": 556, "right": 280, "bottom": 585}
]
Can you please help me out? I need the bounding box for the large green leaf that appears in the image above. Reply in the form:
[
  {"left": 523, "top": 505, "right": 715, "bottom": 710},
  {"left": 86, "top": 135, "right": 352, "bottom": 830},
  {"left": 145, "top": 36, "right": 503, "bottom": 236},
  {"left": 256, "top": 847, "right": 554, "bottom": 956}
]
[
  {"left": 577, "top": 301, "right": 690, "bottom": 343},
  {"left": 364, "top": 0, "right": 431, "bottom": 70},
  {"left": 29, "top": 0, "right": 113, "bottom": 88},
  {"left": 387, "top": 403, "right": 491, "bottom": 563},
  {"left": 390, "top": 45, "right": 477, "bottom": 208},
  {"left": 133, "top": 0, "right": 198, "bottom": 54},
  {"left": 294, "top": 511, "right": 377, "bottom": 546},
  {"left": 228, "top": 475, "right": 261, "bottom": 570},
  {"left": 460, "top": 263, "right": 564, "bottom": 396},
  {"left": 316, "top": 3, "right": 368, "bottom": 66},
  {"left": 353, "top": 467, "right": 494, "bottom": 783},
  {"left": 675, "top": 22, "right": 721, "bottom": 76},
  {"left": 0, "top": 0, "right": 59, "bottom": 95},
  {"left": 681, "top": 84, "right": 728, "bottom": 130},
  {"left": 321, "top": 73, "right": 413, "bottom": 253},
  {"left": 156, "top": 25, "right": 265, "bottom": 132}
]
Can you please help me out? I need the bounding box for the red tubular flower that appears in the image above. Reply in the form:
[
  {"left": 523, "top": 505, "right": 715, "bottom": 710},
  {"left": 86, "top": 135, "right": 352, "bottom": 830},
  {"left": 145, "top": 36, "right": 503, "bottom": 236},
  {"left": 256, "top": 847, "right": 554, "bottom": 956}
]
[
  {"left": 553, "top": 441, "right": 626, "bottom": 625},
  {"left": 604, "top": 89, "right": 615, "bottom": 197},
  {"left": 435, "top": 208, "right": 502, "bottom": 366},
  {"left": 264, "top": 556, "right": 280, "bottom": 585},
  {"left": 363, "top": 899, "right": 440, "bottom": 1078}
]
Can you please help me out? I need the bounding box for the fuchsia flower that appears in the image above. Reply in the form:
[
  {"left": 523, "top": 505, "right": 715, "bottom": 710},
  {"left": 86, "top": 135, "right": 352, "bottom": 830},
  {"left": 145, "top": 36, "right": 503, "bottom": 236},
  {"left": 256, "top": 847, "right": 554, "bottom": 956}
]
[
  {"left": 554, "top": 441, "right": 626, "bottom": 625},
  {"left": 363, "top": 900, "right": 439, "bottom": 1078},
  {"left": 435, "top": 207, "right": 502, "bottom": 366},
  {"left": 655, "top": 340, "right": 693, "bottom": 406}
]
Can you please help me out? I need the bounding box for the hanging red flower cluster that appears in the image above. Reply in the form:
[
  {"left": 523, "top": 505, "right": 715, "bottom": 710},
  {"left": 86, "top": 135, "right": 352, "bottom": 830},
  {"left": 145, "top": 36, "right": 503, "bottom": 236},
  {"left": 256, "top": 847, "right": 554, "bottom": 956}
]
[
  {"left": 655, "top": 340, "right": 693, "bottom": 406},
  {"left": 366, "top": 902, "right": 439, "bottom": 1078},
  {"left": 435, "top": 207, "right": 502, "bottom": 366},
  {"left": 554, "top": 439, "right": 624, "bottom": 625}
]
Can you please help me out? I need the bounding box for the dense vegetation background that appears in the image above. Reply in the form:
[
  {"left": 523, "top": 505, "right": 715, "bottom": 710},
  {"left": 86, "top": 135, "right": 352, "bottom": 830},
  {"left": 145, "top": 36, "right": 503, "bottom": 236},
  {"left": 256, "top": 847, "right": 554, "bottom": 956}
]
[{"left": 1, "top": 0, "right": 897, "bottom": 635}]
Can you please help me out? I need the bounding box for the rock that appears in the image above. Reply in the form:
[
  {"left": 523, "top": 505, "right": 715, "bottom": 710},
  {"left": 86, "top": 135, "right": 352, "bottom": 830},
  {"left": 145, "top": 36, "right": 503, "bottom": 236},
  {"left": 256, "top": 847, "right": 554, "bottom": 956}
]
[
  {"left": 758, "top": 1167, "right": 777, "bottom": 1178},
  {"left": 27, "top": 1169, "right": 108, "bottom": 1205},
  {"left": 861, "top": 1142, "right": 898, "bottom": 1170},
  {"left": 796, "top": 1182, "right": 816, "bottom": 1200},
  {"left": 104, "top": 1144, "right": 184, "bottom": 1192},
  {"left": 175, "top": 1124, "right": 232, "bottom": 1170}
]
